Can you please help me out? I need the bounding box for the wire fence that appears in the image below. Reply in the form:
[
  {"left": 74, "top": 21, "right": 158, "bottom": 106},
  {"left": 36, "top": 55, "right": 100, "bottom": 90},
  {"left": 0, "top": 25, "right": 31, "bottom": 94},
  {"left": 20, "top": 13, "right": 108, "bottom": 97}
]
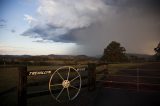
[{"left": 96, "top": 68, "right": 160, "bottom": 92}]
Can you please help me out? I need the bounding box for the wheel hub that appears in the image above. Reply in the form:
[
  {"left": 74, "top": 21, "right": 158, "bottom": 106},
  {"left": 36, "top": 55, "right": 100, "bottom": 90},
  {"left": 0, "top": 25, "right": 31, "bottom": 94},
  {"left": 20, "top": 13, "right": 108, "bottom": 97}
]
[
  {"left": 62, "top": 80, "right": 70, "bottom": 88},
  {"left": 49, "top": 66, "right": 82, "bottom": 102}
]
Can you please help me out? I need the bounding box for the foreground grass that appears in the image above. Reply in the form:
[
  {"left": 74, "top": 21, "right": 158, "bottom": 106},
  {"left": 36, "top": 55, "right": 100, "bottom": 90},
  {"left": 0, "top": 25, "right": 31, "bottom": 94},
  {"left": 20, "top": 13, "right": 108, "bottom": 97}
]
[{"left": 0, "top": 68, "right": 18, "bottom": 92}]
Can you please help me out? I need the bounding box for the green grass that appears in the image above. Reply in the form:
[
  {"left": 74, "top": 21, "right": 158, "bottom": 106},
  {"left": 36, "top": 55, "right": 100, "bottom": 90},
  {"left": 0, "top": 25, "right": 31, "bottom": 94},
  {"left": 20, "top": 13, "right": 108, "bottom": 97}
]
[
  {"left": 0, "top": 67, "right": 18, "bottom": 106},
  {"left": 108, "top": 63, "right": 145, "bottom": 74},
  {"left": 0, "top": 67, "right": 18, "bottom": 92}
]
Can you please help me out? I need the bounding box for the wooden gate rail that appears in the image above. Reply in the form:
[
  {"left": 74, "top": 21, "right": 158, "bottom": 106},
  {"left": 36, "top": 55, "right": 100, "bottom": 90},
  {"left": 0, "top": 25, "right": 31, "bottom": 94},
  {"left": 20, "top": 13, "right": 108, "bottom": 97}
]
[{"left": 17, "top": 63, "right": 107, "bottom": 106}]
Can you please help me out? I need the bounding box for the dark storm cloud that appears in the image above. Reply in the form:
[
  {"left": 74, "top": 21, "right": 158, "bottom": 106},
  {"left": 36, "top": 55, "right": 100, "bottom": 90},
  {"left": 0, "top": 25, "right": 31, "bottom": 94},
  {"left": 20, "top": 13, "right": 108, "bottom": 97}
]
[
  {"left": 104, "top": 0, "right": 160, "bottom": 7},
  {"left": 70, "top": 0, "right": 160, "bottom": 55},
  {"left": 54, "top": 34, "right": 76, "bottom": 43},
  {"left": 22, "top": 25, "right": 76, "bottom": 43}
]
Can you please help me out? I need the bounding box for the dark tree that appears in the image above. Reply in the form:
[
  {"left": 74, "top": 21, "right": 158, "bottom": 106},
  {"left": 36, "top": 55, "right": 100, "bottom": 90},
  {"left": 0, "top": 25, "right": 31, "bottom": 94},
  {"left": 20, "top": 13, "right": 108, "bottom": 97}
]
[
  {"left": 154, "top": 42, "right": 160, "bottom": 61},
  {"left": 101, "top": 41, "right": 128, "bottom": 62}
]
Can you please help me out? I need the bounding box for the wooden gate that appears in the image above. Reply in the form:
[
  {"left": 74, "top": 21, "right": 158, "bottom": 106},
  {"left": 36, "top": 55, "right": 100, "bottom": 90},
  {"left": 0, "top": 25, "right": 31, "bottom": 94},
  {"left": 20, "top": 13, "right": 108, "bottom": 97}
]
[{"left": 17, "top": 63, "right": 103, "bottom": 106}]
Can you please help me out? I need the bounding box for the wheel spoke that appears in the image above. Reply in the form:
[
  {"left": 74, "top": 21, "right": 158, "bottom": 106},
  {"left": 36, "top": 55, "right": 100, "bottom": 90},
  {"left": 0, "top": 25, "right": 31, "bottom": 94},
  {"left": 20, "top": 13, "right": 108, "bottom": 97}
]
[
  {"left": 50, "top": 84, "right": 62, "bottom": 87},
  {"left": 70, "top": 75, "right": 80, "bottom": 82},
  {"left": 70, "top": 84, "right": 79, "bottom": 90},
  {"left": 49, "top": 66, "right": 81, "bottom": 102},
  {"left": 67, "top": 67, "right": 70, "bottom": 80},
  {"left": 56, "top": 88, "right": 64, "bottom": 100},
  {"left": 67, "top": 88, "right": 71, "bottom": 100},
  {"left": 56, "top": 71, "right": 64, "bottom": 80}
]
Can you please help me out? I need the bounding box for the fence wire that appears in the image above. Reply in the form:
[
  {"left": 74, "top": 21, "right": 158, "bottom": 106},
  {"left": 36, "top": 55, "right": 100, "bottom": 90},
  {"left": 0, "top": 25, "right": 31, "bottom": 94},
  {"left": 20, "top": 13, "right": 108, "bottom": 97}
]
[{"left": 96, "top": 68, "right": 160, "bottom": 92}]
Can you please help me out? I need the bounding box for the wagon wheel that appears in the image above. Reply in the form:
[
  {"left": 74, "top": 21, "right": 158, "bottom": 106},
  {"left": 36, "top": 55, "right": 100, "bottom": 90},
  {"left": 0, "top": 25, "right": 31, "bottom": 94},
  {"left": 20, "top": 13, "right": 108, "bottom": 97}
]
[{"left": 49, "top": 66, "right": 81, "bottom": 103}]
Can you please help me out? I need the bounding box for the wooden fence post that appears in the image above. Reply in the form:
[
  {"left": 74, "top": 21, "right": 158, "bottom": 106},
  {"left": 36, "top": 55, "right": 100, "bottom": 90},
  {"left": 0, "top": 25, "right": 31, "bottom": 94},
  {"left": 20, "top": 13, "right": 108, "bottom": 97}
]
[
  {"left": 18, "top": 66, "right": 27, "bottom": 106},
  {"left": 137, "top": 68, "right": 139, "bottom": 92},
  {"left": 87, "top": 63, "right": 96, "bottom": 91},
  {"left": 103, "top": 63, "right": 108, "bottom": 76}
]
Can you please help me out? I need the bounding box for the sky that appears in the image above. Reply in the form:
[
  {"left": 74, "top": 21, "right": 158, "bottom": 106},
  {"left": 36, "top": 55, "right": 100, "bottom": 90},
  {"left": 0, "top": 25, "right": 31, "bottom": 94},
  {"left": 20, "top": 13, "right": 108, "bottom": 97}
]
[{"left": 0, "top": 0, "right": 160, "bottom": 56}]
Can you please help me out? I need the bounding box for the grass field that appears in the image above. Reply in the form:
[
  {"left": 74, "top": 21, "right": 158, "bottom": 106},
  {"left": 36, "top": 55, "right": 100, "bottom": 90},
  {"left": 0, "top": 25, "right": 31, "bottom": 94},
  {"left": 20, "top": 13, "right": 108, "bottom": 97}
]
[
  {"left": 0, "top": 62, "right": 160, "bottom": 106},
  {"left": 108, "top": 62, "right": 146, "bottom": 74}
]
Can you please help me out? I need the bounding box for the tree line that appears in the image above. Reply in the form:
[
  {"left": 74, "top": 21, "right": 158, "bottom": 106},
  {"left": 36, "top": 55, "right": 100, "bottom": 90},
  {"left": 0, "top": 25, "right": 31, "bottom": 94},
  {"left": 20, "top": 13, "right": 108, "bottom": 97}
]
[
  {"left": 101, "top": 41, "right": 160, "bottom": 63},
  {"left": 154, "top": 42, "right": 160, "bottom": 61}
]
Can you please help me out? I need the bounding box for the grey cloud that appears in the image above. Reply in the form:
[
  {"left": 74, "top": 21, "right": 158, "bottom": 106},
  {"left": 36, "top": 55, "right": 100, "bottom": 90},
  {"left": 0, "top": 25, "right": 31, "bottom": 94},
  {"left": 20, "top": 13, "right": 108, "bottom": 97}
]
[
  {"left": 0, "top": 18, "right": 6, "bottom": 28},
  {"left": 22, "top": 25, "right": 76, "bottom": 43},
  {"left": 11, "top": 29, "right": 16, "bottom": 33},
  {"left": 0, "top": 24, "right": 5, "bottom": 27},
  {"left": 22, "top": 0, "right": 107, "bottom": 43},
  {"left": 53, "top": 33, "right": 76, "bottom": 43},
  {"left": 0, "top": 19, "right": 6, "bottom": 22},
  {"left": 33, "top": 40, "right": 53, "bottom": 43}
]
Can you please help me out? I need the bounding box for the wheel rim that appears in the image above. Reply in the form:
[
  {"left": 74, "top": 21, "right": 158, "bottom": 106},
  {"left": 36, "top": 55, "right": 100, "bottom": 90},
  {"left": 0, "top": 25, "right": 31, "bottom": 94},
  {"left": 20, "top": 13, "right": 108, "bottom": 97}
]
[{"left": 49, "top": 66, "right": 81, "bottom": 103}]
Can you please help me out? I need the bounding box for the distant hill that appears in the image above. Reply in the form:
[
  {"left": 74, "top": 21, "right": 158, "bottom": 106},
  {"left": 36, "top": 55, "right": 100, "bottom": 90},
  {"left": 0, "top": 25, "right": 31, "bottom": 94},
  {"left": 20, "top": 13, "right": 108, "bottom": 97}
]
[
  {"left": 127, "top": 53, "right": 152, "bottom": 58},
  {"left": 94, "top": 53, "right": 154, "bottom": 62},
  {"left": 0, "top": 54, "right": 98, "bottom": 65},
  {"left": 0, "top": 53, "right": 155, "bottom": 65},
  {"left": 48, "top": 54, "right": 96, "bottom": 60},
  {"left": 126, "top": 53, "right": 154, "bottom": 62}
]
